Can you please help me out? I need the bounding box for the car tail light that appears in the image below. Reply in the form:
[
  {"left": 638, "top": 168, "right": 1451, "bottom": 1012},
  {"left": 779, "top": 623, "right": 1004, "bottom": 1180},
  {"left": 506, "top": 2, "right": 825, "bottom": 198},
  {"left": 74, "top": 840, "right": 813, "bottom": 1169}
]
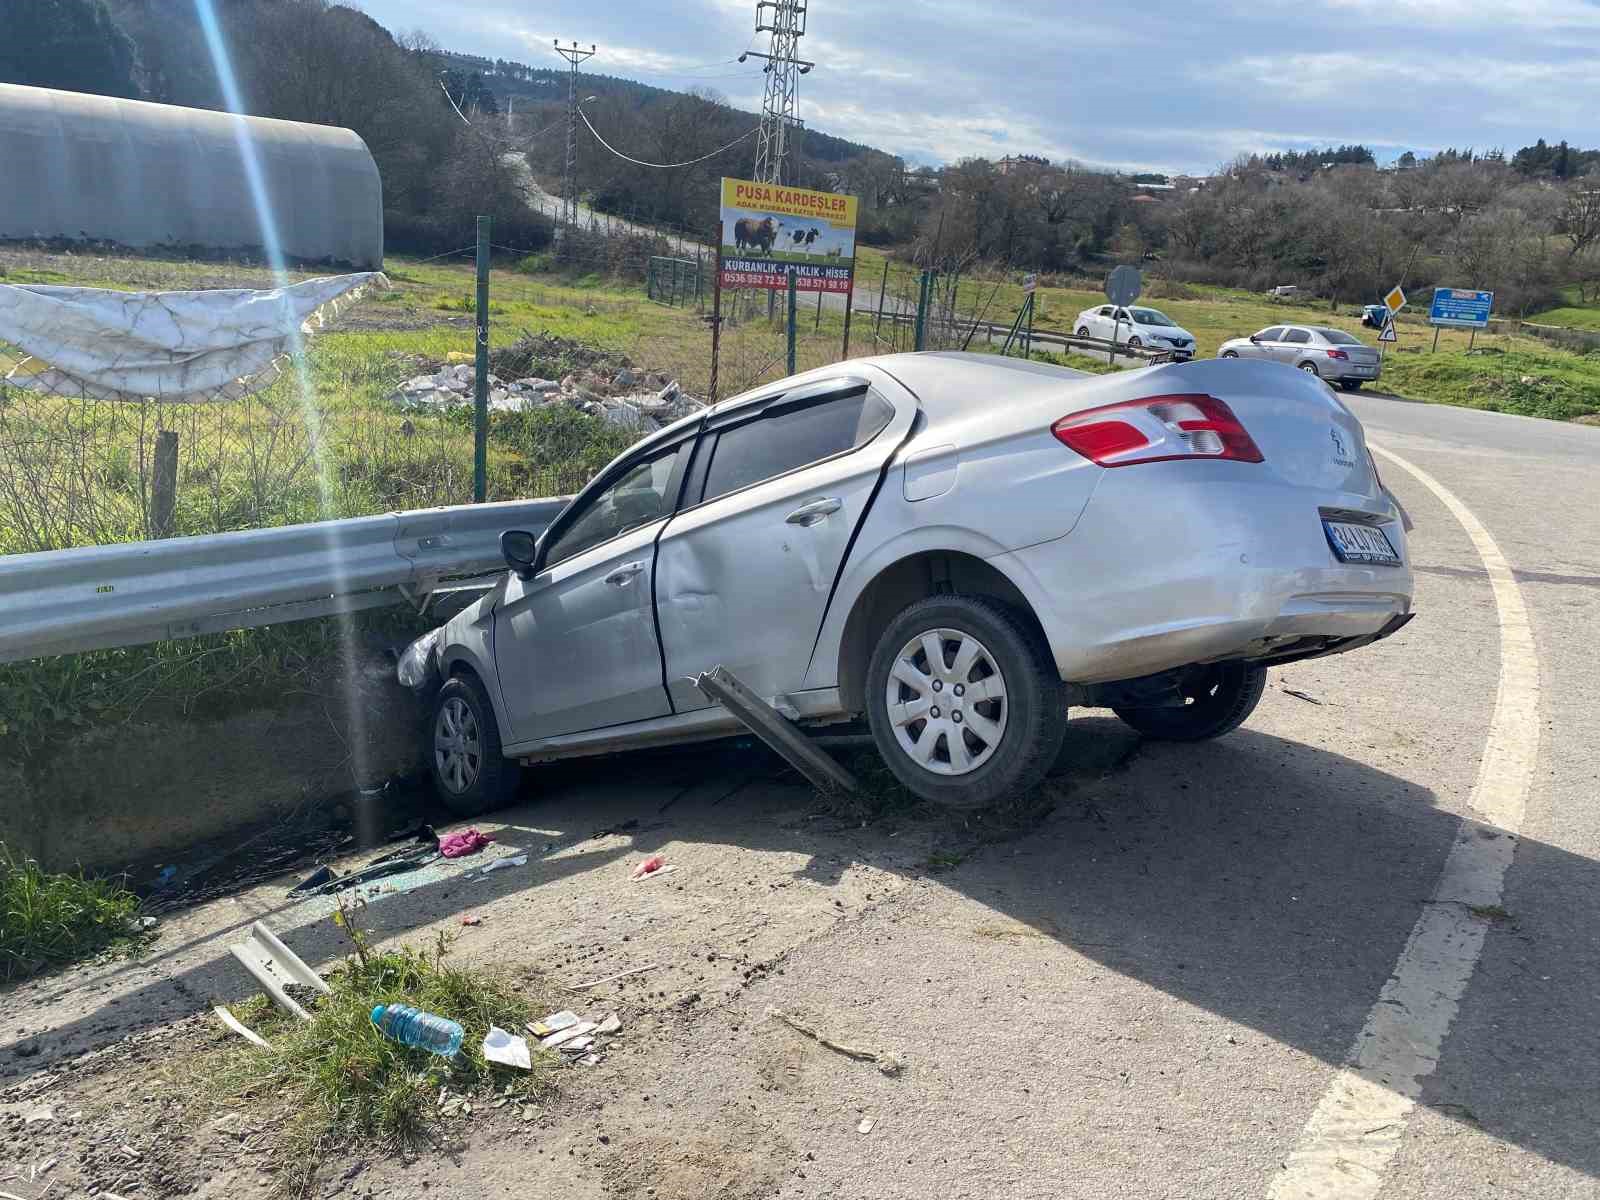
[
  {"left": 1325, "top": 348, "right": 1349, "bottom": 360},
  {"left": 1052, "top": 394, "right": 1264, "bottom": 467}
]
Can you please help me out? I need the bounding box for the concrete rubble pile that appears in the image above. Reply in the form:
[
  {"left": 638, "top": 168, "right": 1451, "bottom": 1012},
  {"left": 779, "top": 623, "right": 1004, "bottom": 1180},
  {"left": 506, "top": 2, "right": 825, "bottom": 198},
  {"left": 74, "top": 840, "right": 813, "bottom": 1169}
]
[{"left": 388, "top": 361, "right": 706, "bottom": 432}]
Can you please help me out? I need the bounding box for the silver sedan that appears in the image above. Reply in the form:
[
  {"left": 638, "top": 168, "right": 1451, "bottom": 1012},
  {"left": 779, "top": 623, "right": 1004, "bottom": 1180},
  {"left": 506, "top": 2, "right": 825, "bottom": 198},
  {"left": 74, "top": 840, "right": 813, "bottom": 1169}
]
[
  {"left": 407, "top": 353, "right": 1413, "bottom": 814},
  {"left": 1218, "top": 324, "right": 1382, "bottom": 390}
]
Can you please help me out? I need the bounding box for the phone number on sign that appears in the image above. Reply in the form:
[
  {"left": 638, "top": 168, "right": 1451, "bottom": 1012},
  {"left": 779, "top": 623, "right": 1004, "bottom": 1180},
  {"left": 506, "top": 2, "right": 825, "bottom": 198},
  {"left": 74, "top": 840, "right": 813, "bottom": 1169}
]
[{"left": 720, "top": 271, "right": 852, "bottom": 293}]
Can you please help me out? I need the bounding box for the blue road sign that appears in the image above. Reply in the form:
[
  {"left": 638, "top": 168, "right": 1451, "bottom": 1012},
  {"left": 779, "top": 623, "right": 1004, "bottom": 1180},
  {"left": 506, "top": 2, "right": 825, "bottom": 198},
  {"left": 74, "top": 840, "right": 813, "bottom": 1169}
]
[{"left": 1429, "top": 287, "right": 1493, "bottom": 328}]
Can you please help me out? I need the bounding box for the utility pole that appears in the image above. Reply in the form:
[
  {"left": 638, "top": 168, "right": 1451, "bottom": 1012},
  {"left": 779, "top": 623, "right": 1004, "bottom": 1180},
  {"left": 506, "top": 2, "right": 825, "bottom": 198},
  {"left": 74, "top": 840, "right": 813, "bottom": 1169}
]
[
  {"left": 553, "top": 39, "right": 596, "bottom": 228},
  {"left": 740, "top": 1, "right": 813, "bottom": 186}
]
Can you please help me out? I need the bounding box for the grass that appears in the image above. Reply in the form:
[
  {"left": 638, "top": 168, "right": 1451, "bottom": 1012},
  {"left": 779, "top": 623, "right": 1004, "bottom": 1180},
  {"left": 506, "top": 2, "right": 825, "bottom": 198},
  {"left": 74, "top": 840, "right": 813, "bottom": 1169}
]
[
  {"left": 211, "top": 910, "right": 561, "bottom": 1197},
  {"left": 0, "top": 842, "right": 148, "bottom": 983}
]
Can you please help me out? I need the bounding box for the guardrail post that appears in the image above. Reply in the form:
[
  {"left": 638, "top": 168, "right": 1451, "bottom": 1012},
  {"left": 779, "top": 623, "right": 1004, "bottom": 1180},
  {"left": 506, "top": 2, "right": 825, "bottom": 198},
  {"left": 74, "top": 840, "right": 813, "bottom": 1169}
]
[
  {"left": 474, "top": 215, "right": 491, "bottom": 504},
  {"left": 150, "top": 430, "right": 178, "bottom": 539}
]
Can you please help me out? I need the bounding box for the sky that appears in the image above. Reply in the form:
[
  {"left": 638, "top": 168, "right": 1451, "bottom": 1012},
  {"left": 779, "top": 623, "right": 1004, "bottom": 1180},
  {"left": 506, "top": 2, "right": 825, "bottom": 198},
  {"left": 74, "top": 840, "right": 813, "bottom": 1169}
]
[{"left": 358, "top": 0, "right": 1600, "bottom": 174}]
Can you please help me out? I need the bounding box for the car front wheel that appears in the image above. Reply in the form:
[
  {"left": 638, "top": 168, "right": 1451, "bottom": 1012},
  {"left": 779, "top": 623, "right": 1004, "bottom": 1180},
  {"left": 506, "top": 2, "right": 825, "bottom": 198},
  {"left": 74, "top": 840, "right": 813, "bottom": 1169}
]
[
  {"left": 430, "top": 674, "right": 522, "bottom": 817},
  {"left": 865, "top": 595, "right": 1067, "bottom": 810},
  {"left": 1112, "top": 661, "right": 1266, "bottom": 741},
  {"left": 1221, "top": 350, "right": 1239, "bottom": 358},
  {"left": 1077, "top": 325, "right": 1090, "bottom": 337}
]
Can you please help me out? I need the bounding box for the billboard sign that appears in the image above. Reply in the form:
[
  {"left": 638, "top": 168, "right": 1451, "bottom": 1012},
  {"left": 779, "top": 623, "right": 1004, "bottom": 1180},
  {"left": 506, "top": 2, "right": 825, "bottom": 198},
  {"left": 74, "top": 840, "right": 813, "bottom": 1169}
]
[
  {"left": 1429, "top": 287, "right": 1493, "bottom": 329},
  {"left": 718, "top": 178, "right": 858, "bottom": 294}
]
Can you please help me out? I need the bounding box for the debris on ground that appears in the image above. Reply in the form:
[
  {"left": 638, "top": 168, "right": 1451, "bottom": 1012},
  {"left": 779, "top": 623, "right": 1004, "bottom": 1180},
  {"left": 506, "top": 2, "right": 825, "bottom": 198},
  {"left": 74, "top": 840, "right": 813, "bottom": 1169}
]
[
  {"left": 461, "top": 914, "right": 483, "bottom": 926},
  {"left": 1281, "top": 687, "right": 1324, "bottom": 705},
  {"left": 439, "top": 828, "right": 495, "bottom": 858},
  {"left": 529, "top": 1010, "right": 580, "bottom": 1037},
  {"left": 767, "top": 1007, "right": 903, "bottom": 1077},
  {"left": 596, "top": 1012, "right": 622, "bottom": 1035},
  {"left": 389, "top": 331, "right": 707, "bottom": 430},
  {"left": 571, "top": 962, "right": 660, "bottom": 991},
  {"left": 482, "top": 1026, "right": 532, "bottom": 1070},
  {"left": 538, "top": 1021, "right": 597, "bottom": 1050},
  {"left": 478, "top": 854, "right": 528, "bottom": 877},
  {"left": 214, "top": 1005, "right": 271, "bottom": 1049},
  {"left": 288, "top": 864, "right": 338, "bottom": 895},
  {"left": 227, "top": 921, "right": 331, "bottom": 1021},
  {"left": 858, "top": 1115, "right": 877, "bottom": 1134},
  {"left": 630, "top": 854, "right": 666, "bottom": 880},
  {"left": 371, "top": 1004, "right": 465, "bottom": 1058}
]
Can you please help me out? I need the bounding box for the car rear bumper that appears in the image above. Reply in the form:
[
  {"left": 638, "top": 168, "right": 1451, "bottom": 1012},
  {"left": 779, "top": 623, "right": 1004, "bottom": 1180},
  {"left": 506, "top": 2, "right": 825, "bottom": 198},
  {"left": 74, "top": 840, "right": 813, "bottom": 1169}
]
[{"left": 991, "top": 465, "right": 1414, "bottom": 684}]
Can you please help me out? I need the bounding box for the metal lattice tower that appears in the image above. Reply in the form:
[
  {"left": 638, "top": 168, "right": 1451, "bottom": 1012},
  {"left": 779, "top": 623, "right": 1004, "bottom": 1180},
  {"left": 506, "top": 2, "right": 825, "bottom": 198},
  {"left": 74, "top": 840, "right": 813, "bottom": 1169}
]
[
  {"left": 553, "top": 40, "right": 596, "bottom": 228},
  {"left": 741, "top": 1, "right": 813, "bottom": 185}
]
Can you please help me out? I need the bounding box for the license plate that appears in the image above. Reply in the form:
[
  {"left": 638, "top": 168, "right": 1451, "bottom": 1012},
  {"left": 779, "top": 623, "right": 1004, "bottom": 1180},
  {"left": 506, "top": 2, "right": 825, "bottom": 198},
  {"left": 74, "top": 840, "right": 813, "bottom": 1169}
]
[
  {"left": 1324, "top": 519, "right": 1401, "bottom": 566},
  {"left": 1353, "top": 366, "right": 1377, "bottom": 376}
]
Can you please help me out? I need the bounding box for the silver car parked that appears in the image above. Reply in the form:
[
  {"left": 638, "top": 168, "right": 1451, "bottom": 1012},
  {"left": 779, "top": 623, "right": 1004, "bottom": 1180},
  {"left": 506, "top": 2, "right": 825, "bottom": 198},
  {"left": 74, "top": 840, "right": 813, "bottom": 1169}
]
[
  {"left": 1218, "top": 324, "right": 1382, "bottom": 390},
  {"left": 409, "top": 353, "right": 1413, "bottom": 815}
]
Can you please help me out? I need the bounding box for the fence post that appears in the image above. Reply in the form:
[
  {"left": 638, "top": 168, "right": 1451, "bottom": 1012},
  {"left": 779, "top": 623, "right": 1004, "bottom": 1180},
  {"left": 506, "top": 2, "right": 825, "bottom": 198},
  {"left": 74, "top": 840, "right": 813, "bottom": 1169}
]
[
  {"left": 474, "top": 215, "right": 491, "bottom": 504},
  {"left": 787, "top": 268, "right": 799, "bottom": 375},
  {"left": 914, "top": 270, "right": 933, "bottom": 351},
  {"left": 150, "top": 429, "right": 178, "bottom": 538},
  {"left": 710, "top": 244, "right": 724, "bottom": 403},
  {"left": 842, "top": 283, "right": 855, "bottom": 361},
  {"left": 873, "top": 258, "right": 889, "bottom": 341}
]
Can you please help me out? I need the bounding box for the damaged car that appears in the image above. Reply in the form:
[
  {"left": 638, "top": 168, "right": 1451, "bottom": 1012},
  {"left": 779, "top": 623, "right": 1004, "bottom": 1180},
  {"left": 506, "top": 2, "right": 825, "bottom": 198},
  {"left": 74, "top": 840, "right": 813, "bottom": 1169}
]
[{"left": 402, "top": 352, "right": 1414, "bottom": 814}]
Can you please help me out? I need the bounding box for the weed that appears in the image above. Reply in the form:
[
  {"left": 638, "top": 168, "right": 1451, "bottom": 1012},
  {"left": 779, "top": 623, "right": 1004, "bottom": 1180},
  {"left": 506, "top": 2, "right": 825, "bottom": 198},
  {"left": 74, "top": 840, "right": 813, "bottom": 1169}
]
[
  {"left": 212, "top": 907, "right": 560, "bottom": 1197},
  {"left": 0, "top": 843, "right": 147, "bottom": 983},
  {"left": 1468, "top": 903, "right": 1513, "bottom": 923},
  {"left": 924, "top": 849, "right": 969, "bottom": 873}
]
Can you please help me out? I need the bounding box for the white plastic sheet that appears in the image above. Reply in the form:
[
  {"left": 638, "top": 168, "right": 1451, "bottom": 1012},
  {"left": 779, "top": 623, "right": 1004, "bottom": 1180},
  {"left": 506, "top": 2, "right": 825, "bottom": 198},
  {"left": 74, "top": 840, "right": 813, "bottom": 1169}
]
[{"left": 0, "top": 272, "right": 385, "bottom": 403}]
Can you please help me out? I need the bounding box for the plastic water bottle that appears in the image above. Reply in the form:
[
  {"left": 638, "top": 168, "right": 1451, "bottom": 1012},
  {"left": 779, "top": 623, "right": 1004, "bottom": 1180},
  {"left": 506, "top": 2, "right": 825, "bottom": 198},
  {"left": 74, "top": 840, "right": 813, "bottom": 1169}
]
[{"left": 371, "top": 1004, "right": 464, "bottom": 1058}]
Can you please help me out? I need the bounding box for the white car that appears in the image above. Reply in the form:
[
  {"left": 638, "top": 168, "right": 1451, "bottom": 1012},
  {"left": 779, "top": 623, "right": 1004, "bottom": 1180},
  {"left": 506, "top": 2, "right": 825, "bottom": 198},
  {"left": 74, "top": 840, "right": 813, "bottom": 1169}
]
[
  {"left": 407, "top": 353, "right": 1414, "bottom": 815},
  {"left": 1074, "top": 304, "right": 1196, "bottom": 358}
]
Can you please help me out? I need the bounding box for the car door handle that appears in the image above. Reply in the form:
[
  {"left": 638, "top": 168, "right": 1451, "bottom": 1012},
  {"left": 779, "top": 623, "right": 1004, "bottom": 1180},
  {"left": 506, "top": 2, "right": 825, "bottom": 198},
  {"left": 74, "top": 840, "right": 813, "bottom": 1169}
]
[
  {"left": 786, "top": 497, "right": 842, "bottom": 527},
  {"left": 604, "top": 562, "right": 646, "bottom": 586}
]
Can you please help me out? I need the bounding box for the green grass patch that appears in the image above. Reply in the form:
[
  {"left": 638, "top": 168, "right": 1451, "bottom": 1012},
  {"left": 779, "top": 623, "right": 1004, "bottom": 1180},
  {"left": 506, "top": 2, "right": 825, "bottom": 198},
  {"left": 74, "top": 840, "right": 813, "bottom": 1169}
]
[
  {"left": 212, "top": 914, "right": 561, "bottom": 1197},
  {"left": 1, "top": 843, "right": 147, "bottom": 983}
]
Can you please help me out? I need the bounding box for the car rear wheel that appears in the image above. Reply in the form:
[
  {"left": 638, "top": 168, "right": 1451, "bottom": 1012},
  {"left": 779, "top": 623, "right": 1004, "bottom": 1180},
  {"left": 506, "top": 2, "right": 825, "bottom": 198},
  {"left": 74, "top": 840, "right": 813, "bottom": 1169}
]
[
  {"left": 1298, "top": 361, "right": 1320, "bottom": 376},
  {"left": 1112, "top": 661, "right": 1266, "bottom": 741},
  {"left": 865, "top": 595, "right": 1067, "bottom": 810},
  {"left": 1128, "top": 336, "right": 1143, "bottom": 348},
  {"left": 1340, "top": 379, "right": 1363, "bottom": 391},
  {"left": 430, "top": 674, "right": 522, "bottom": 817}
]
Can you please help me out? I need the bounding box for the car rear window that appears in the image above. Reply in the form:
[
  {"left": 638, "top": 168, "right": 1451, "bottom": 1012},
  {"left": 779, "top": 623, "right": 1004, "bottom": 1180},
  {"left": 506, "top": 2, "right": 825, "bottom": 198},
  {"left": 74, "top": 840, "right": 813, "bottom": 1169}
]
[
  {"left": 1317, "top": 328, "right": 1362, "bottom": 345},
  {"left": 699, "top": 389, "right": 893, "bottom": 504}
]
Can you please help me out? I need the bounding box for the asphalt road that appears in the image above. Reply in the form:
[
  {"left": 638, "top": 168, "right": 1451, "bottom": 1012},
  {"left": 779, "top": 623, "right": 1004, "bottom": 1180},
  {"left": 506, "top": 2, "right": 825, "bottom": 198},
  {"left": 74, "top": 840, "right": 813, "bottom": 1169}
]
[{"left": 3, "top": 394, "right": 1596, "bottom": 1199}]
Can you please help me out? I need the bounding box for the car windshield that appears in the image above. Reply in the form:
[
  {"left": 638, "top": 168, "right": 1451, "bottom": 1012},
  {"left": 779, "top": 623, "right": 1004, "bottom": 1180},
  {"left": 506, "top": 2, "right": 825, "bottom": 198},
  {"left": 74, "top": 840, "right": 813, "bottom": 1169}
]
[
  {"left": 1317, "top": 328, "right": 1362, "bottom": 345},
  {"left": 1128, "top": 308, "right": 1176, "bottom": 327}
]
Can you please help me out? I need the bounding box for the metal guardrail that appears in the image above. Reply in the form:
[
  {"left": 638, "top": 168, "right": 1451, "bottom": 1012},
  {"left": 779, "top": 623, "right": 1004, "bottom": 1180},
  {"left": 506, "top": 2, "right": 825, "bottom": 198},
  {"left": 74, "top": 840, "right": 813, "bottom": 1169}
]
[{"left": 0, "top": 497, "right": 568, "bottom": 664}]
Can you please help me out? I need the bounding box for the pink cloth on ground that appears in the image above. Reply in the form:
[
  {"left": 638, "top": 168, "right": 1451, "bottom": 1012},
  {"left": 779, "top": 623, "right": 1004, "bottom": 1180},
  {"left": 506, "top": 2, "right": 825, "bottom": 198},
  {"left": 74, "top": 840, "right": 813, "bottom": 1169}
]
[{"left": 439, "top": 828, "right": 495, "bottom": 858}]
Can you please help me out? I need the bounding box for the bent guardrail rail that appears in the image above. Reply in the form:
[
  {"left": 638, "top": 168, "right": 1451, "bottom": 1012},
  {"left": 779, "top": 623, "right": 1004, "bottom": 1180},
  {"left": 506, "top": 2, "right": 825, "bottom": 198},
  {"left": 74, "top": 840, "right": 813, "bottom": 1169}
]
[{"left": 0, "top": 496, "right": 567, "bottom": 664}]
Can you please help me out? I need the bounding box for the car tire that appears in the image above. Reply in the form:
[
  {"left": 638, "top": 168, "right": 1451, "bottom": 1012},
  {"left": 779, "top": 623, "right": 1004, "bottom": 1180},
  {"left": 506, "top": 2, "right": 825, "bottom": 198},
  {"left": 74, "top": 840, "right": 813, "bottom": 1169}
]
[
  {"left": 865, "top": 595, "right": 1067, "bottom": 810},
  {"left": 430, "top": 674, "right": 522, "bottom": 817},
  {"left": 1112, "top": 661, "right": 1266, "bottom": 742},
  {"left": 1298, "top": 361, "right": 1320, "bottom": 376},
  {"left": 1221, "top": 350, "right": 1239, "bottom": 358},
  {"left": 1077, "top": 325, "right": 1090, "bottom": 338},
  {"left": 1340, "top": 379, "right": 1363, "bottom": 391},
  {"left": 1128, "top": 336, "right": 1143, "bottom": 349}
]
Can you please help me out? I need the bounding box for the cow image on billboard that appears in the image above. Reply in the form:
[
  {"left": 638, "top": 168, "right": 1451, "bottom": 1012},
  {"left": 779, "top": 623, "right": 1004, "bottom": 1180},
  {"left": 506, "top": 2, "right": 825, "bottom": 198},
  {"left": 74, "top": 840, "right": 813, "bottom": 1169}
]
[{"left": 719, "top": 177, "right": 858, "bottom": 295}]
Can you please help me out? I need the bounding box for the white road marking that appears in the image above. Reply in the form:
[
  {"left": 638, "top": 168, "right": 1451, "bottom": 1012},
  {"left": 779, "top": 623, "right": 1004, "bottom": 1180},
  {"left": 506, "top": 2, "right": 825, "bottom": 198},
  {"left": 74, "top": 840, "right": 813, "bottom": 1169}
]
[{"left": 1267, "top": 444, "right": 1542, "bottom": 1199}]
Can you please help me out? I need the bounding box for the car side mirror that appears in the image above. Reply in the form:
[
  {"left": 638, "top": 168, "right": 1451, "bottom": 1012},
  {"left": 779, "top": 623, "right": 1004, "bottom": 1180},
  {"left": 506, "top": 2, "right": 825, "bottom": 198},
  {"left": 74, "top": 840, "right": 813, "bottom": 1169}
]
[
  {"left": 1248, "top": 334, "right": 1261, "bottom": 343},
  {"left": 500, "top": 529, "right": 539, "bottom": 579}
]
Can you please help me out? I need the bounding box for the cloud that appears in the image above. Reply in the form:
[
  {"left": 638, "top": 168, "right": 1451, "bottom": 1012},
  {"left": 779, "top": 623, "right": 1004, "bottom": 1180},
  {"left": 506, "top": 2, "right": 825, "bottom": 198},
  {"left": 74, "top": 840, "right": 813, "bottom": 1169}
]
[{"left": 355, "top": 0, "right": 1598, "bottom": 174}]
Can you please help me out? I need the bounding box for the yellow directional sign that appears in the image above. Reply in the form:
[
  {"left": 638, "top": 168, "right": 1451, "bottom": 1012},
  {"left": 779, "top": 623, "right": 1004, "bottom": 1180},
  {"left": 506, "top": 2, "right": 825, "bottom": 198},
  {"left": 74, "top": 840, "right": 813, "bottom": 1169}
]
[{"left": 1384, "top": 285, "right": 1407, "bottom": 313}]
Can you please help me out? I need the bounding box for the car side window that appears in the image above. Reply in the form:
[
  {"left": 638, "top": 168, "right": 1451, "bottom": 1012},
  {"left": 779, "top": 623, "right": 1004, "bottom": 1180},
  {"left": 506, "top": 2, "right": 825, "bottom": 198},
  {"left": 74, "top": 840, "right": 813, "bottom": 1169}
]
[
  {"left": 1282, "top": 328, "right": 1311, "bottom": 344},
  {"left": 698, "top": 389, "right": 894, "bottom": 505},
  {"left": 543, "top": 447, "right": 680, "bottom": 569},
  {"left": 1098, "top": 306, "right": 1114, "bottom": 317},
  {"left": 1257, "top": 326, "right": 1285, "bottom": 341},
  {"left": 1115, "top": 308, "right": 1131, "bottom": 321}
]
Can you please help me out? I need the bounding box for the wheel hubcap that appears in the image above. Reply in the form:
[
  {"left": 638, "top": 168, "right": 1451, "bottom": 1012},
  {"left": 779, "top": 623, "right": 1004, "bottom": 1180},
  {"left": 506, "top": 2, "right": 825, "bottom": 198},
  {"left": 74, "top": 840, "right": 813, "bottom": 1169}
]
[
  {"left": 434, "top": 696, "right": 482, "bottom": 794},
  {"left": 885, "top": 627, "right": 1008, "bottom": 776}
]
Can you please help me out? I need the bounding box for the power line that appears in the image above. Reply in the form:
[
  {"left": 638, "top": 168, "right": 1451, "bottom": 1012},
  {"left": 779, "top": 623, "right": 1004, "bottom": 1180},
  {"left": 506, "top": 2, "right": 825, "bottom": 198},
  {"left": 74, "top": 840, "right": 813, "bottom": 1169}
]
[
  {"left": 553, "top": 39, "right": 597, "bottom": 228},
  {"left": 577, "top": 108, "right": 757, "bottom": 169}
]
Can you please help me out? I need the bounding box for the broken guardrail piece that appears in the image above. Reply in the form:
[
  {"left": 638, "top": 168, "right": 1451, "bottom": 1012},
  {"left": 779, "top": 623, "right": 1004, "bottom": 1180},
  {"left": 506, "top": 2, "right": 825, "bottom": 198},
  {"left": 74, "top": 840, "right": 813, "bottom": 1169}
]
[
  {"left": 691, "top": 665, "right": 859, "bottom": 796},
  {"left": 228, "top": 921, "right": 331, "bottom": 1021}
]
